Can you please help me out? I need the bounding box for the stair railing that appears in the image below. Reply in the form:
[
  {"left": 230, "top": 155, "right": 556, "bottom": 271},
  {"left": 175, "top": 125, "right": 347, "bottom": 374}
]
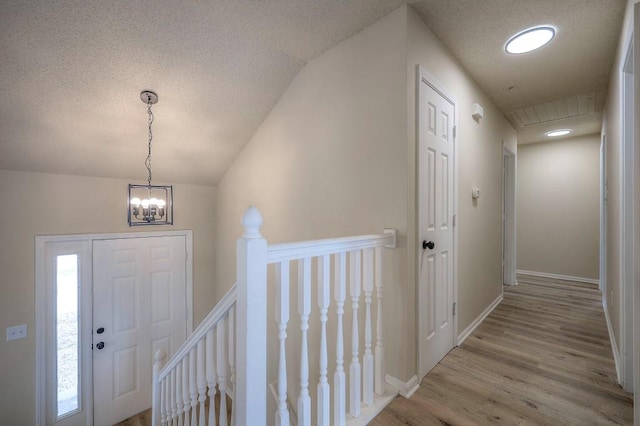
[
  {"left": 152, "top": 282, "right": 237, "bottom": 426},
  {"left": 152, "top": 206, "right": 396, "bottom": 426}
]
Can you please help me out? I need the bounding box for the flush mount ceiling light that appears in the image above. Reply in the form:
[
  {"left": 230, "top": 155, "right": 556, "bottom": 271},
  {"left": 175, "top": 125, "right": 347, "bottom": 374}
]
[
  {"left": 128, "top": 90, "right": 174, "bottom": 226},
  {"left": 505, "top": 26, "right": 556, "bottom": 54},
  {"left": 545, "top": 129, "right": 572, "bottom": 137}
]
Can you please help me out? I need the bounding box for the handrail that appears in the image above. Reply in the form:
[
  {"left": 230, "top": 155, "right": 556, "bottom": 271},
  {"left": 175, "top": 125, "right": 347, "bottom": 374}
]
[
  {"left": 267, "top": 231, "right": 395, "bottom": 264},
  {"left": 157, "top": 282, "right": 237, "bottom": 380},
  {"left": 152, "top": 206, "right": 399, "bottom": 426}
]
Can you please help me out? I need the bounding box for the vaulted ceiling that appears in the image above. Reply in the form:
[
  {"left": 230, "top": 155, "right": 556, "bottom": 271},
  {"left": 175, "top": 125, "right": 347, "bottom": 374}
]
[{"left": 0, "top": 1, "right": 626, "bottom": 185}]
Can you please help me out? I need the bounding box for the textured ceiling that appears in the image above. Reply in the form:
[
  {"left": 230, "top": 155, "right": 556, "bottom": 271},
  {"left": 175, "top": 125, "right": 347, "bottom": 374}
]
[
  {"left": 0, "top": 1, "right": 627, "bottom": 185},
  {"left": 0, "top": 0, "right": 404, "bottom": 185},
  {"left": 411, "top": 0, "right": 625, "bottom": 144}
]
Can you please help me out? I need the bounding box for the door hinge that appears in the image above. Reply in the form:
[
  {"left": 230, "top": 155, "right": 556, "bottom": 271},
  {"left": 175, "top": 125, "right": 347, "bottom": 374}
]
[
  {"left": 453, "top": 215, "right": 456, "bottom": 227},
  {"left": 453, "top": 302, "right": 456, "bottom": 316},
  {"left": 453, "top": 126, "right": 457, "bottom": 139}
]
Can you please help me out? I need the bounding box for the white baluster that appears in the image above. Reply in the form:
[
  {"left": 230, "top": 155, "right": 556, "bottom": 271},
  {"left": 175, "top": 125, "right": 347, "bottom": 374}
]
[
  {"left": 349, "top": 250, "right": 361, "bottom": 418},
  {"left": 334, "top": 252, "right": 347, "bottom": 426},
  {"left": 317, "top": 254, "right": 331, "bottom": 426},
  {"left": 235, "top": 207, "right": 268, "bottom": 426},
  {"left": 159, "top": 378, "right": 164, "bottom": 426},
  {"left": 362, "top": 248, "right": 374, "bottom": 406},
  {"left": 176, "top": 365, "right": 184, "bottom": 426},
  {"left": 163, "top": 377, "right": 169, "bottom": 425},
  {"left": 189, "top": 347, "right": 198, "bottom": 426},
  {"left": 275, "top": 261, "right": 290, "bottom": 426},
  {"left": 197, "top": 339, "right": 207, "bottom": 426},
  {"left": 217, "top": 318, "right": 228, "bottom": 426},
  {"left": 297, "top": 257, "right": 311, "bottom": 426},
  {"left": 183, "top": 358, "right": 190, "bottom": 426},
  {"left": 170, "top": 369, "right": 178, "bottom": 426},
  {"left": 152, "top": 349, "right": 166, "bottom": 426},
  {"left": 374, "top": 246, "right": 385, "bottom": 395},
  {"left": 206, "top": 328, "right": 217, "bottom": 426},
  {"left": 227, "top": 306, "right": 236, "bottom": 426}
]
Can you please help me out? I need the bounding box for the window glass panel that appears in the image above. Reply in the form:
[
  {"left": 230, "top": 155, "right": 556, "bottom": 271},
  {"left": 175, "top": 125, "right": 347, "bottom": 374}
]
[{"left": 56, "top": 254, "right": 79, "bottom": 417}]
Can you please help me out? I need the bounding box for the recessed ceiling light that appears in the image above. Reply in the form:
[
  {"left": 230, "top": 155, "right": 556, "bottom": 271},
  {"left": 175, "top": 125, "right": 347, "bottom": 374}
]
[
  {"left": 545, "top": 129, "right": 572, "bottom": 137},
  {"left": 505, "top": 26, "right": 556, "bottom": 54}
]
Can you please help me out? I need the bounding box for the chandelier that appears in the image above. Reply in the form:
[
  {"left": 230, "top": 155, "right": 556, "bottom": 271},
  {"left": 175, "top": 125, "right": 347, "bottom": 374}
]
[{"left": 128, "top": 91, "right": 173, "bottom": 226}]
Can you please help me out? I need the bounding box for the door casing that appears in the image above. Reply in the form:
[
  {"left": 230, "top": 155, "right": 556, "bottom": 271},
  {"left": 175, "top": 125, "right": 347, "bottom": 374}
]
[
  {"left": 35, "top": 230, "right": 193, "bottom": 426},
  {"left": 620, "top": 28, "right": 635, "bottom": 392}
]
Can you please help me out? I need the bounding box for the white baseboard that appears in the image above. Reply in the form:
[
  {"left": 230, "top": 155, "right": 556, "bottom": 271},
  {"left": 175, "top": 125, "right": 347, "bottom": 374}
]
[
  {"left": 345, "top": 384, "right": 397, "bottom": 426},
  {"left": 457, "top": 293, "right": 503, "bottom": 345},
  {"left": 385, "top": 374, "right": 419, "bottom": 399},
  {"left": 602, "top": 297, "right": 621, "bottom": 384},
  {"left": 516, "top": 269, "right": 599, "bottom": 285}
]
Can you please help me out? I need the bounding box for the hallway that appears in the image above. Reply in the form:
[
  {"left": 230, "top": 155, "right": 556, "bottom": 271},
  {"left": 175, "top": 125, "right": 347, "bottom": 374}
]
[{"left": 371, "top": 274, "right": 633, "bottom": 425}]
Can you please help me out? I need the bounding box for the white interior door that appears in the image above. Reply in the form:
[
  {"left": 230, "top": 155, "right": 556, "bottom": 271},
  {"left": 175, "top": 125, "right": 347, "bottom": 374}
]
[
  {"left": 417, "top": 69, "right": 456, "bottom": 378},
  {"left": 92, "top": 236, "right": 187, "bottom": 425}
]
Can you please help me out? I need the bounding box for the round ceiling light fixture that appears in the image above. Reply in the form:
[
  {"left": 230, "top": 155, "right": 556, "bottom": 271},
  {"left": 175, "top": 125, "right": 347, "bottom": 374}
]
[
  {"left": 505, "top": 26, "right": 556, "bottom": 54},
  {"left": 545, "top": 129, "right": 572, "bottom": 137}
]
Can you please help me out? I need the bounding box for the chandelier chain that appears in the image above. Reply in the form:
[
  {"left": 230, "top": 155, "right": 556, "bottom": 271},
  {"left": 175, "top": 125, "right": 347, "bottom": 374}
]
[{"left": 145, "top": 97, "right": 154, "bottom": 186}]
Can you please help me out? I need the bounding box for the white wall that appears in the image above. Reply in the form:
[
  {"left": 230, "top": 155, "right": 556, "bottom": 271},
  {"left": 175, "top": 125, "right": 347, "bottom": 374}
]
[
  {"left": 215, "top": 6, "right": 409, "bottom": 384},
  {"left": 0, "top": 170, "right": 216, "bottom": 424},
  {"left": 601, "top": 0, "right": 638, "bottom": 365},
  {"left": 516, "top": 135, "right": 600, "bottom": 280},
  {"left": 406, "top": 7, "right": 517, "bottom": 333},
  {"left": 215, "top": 5, "right": 516, "bottom": 387}
]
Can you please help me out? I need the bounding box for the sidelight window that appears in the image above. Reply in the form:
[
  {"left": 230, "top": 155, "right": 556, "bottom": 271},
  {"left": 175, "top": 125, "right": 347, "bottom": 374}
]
[{"left": 56, "top": 254, "right": 80, "bottom": 418}]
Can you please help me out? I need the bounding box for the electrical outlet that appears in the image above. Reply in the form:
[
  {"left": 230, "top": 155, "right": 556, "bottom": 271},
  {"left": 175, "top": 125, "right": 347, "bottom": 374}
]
[{"left": 6, "top": 324, "right": 27, "bottom": 341}]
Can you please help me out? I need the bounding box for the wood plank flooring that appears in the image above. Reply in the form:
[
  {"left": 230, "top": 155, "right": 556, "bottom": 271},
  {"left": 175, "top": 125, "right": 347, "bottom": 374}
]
[{"left": 370, "top": 274, "right": 634, "bottom": 425}]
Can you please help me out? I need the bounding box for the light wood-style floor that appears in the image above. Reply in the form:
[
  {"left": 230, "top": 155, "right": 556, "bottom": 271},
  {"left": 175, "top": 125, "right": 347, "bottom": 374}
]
[{"left": 370, "top": 274, "right": 634, "bottom": 425}]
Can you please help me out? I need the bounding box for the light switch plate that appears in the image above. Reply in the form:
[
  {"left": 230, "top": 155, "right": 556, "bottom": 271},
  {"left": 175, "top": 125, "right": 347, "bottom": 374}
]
[{"left": 7, "top": 324, "right": 27, "bottom": 341}]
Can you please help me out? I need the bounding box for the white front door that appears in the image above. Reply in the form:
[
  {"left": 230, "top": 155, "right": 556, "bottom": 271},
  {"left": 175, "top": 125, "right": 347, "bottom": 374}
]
[
  {"left": 92, "top": 236, "right": 187, "bottom": 425},
  {"left": 417, "top": 68, "right": 456, "bottom": 378}
]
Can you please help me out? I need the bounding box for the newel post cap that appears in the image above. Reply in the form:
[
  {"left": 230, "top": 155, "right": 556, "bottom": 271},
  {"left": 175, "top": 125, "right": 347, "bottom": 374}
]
[
  {"left": 154, "top": 348, "right": 167, "bottom": 363},
  {"left": 242, "top": 206, "right": 263, "bottom": 238}
]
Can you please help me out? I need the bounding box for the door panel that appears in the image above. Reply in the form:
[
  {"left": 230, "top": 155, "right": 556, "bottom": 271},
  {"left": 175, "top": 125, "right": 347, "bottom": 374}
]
[
  {"left": 418, "top": 75, "right": 455, "bottom": 378},
  {"left": 92, "top": 236, "right": 187, "bottom": 426}
]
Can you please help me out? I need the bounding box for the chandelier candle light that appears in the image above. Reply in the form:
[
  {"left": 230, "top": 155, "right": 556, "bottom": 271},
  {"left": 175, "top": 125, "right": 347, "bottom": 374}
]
[{"left": 128, "top": 90, "right": 173, "bottom": 226}]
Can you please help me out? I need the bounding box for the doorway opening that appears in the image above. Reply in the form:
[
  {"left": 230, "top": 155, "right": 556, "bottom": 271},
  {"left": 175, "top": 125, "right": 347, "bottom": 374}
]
[
  {"left": 600, "top": 134, "right": 607, "bottom": 295},
  {"left": 502, "top": 143, "right": 517, "bottom": 286}
]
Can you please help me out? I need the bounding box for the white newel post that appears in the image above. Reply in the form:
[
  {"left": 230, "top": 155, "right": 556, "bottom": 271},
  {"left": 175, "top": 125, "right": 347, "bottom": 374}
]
[
  {"left": 235, "top": 207, "right": 268, "bottom": 426},
  {"left": 152, "top": 349, "right": 167, "bottom": 426}
]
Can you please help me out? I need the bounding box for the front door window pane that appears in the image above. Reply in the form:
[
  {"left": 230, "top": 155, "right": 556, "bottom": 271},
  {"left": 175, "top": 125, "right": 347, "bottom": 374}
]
[{"left": 56, "top": 254, "right": 79, "bottom": 417}]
